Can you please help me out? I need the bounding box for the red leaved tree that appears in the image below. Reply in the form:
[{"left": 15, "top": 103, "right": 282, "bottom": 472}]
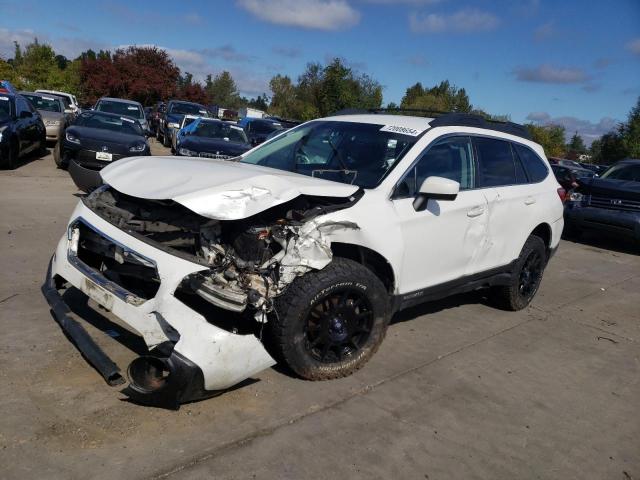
[{"left": 80, "top": 46, "right": 179, "bottom": 105}]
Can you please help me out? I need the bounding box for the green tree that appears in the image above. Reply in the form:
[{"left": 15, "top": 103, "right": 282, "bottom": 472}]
[
  {"left": 526, "top": 124, "right": 566, "bottom": 157},
  {"left": 400, "top": 80, "right": 472, "bottom": 115},
  {"left": 205, "top": 71, "right": 240, "bottom": 108},
  {"left": 15, "top": 39, "right": 59, "bottom": 90},
  {"left": 620, "top": 96, "right": 640, "bottom": 158},
  {"left": 567, "top": 131, "right": 587, "bottom": 154},
  {"left": 0, "top": 57, "right": 17, "bottom": 83}
]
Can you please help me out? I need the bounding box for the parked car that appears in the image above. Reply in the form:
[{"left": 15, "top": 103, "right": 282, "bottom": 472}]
[
  {"left": 0, "top": 89, "right": 46, "bottom": 169},
  {"left": 551, "top": 164, "right": 595, "bottom": 192},
  {"left": 238, "top": 117, "right": 284, "bottom": 146},
  {"left": 62, "top": 110, "right": 149, "bottom": 190},
  {"left": 157, "top": 100, "right": 209, "bottom": 148},
  {"left": 21, "top": 92, "right": 69, "bottom": 143},
  {"left": 148, "top": 102, "right": 166, "bottom": 135},
  {"left": 94, "top": 97, "right": 149, "bottom": 134},
  {"left": 42, "top": 112, "right": 564, "bottom": 407},
  {"left": 579, "top": 162, "right": 610, "bottom": 175},
  {"left": 175, "top": 117, "right": 251, "bottom": 158},
  {"left": 171, "top": 114, "right": 201, "bottom": 153},
  {"left": 34, "top": 89, "right": 80, "bottom": 116},
  {"left": 564, "top": 159, "right": 640, "bottom": 243}
]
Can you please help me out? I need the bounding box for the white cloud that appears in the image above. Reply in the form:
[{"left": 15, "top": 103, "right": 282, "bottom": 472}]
[
  {"left": 409, "top": 8, "right": 500, "bottom": 34},
  {"left": 236, "top": 0, "right": 360, "bottom": 30},
  {"left": 526, "top": 112, "right": 619, "bottom": 145},
  {"left": 361, "top": 0, "right": 443, "bottom": 4},
  {"left": 513, "top": 64, "right": 588, "bottom": 84},
  {"left": 626, "top": 38, "right": 640, "bottom": 56},
  {"left": 0, "top": 27, "right": 108, "bottom": 59}
]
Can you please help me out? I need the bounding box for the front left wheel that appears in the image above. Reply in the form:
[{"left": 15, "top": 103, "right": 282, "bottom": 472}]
[{"left": 269, "top": 257, "right": 390, "bottom": 381}]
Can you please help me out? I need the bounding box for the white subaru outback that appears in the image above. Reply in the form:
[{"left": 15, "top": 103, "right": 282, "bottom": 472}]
[{"left": 43, "top": 112, "right": 564, "bottom": 407}]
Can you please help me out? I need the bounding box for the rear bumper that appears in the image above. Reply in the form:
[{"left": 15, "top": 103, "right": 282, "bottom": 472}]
[
  {"left": 42, "top": 202, "right": 275, "bottom": 406},
  {"left": 565, "top": 204, "right": 640, "bottom": 239}
]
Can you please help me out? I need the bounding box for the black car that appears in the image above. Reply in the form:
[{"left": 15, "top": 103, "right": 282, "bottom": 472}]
[
  {"left": 0, "top": 90, "right": 46, "bottom": 169},
  {"left": 240, "top": 118, "right": 284, "bottom": 146},
  {"left": 564, "top": 159, "right": 640, "bottom": 243},
  {"left": 551, "top": 164, "right": 595, "bottom": 191},
  {"left": 175, "top": 118, "right": 251, "bottom": 159},
  {"left": 579, "top": 162, "right": 610, "bottom": 175},
  {"left": 63, "top": 110, "right": 149, "bottom": 191},
  {"left": 157, "top": 100, "right": 209, "bottom": 148}
]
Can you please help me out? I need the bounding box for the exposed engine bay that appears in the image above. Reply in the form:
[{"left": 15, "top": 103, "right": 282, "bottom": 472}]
[{"left": 83, "top": 186, "right": 360, "bottom": 322}]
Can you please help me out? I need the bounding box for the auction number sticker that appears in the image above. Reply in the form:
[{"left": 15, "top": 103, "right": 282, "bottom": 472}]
[
  {"left": 380, "top": 125, "right": 423, "bottom": 136},
  {"left": 0, "top": 96, "right": 8, "bottom": 101}
]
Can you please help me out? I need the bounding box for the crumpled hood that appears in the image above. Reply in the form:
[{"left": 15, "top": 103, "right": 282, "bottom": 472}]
[{"left": 100, "top": 156, "right": 360, "bottom": 220}]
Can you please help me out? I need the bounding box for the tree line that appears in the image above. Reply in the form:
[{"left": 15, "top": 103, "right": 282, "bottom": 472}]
[{"left": 1, "top": 39, "right": 638, "bottom": 164}]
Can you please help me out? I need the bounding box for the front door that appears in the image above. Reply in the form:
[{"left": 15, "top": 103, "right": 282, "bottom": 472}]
[{"left": 392, "top": 135, "right": 491, "bottom": 294}]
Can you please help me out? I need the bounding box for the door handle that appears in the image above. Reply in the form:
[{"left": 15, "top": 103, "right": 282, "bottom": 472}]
[
  {"left": 524, "top": 197, "right": 536, "bottom": 205},
  {"left": 467, "top": 206, "right": 485, "bottom": 217}
]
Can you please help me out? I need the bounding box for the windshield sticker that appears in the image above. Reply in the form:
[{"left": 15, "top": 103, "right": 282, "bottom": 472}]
[
  {"left": 199, "top": 110, "right": 207, "bottom": 114},
  {"left": 0, "top": 96, "right": 8, "bottom": 101},
  {"left": 42, "top": 96, "right": 56, "bottom": 101},
  {"left": 120, "top": 117, "right": 135, "bottom": 123},
  {"left": 230, "top": 125, "right": 243, "bottom": 131},
  {"left": 127, "top": 106, "right": 138, "bottom": 110},
  {"left": 379, "top": 125, "right": 423, "bottom": 136}
]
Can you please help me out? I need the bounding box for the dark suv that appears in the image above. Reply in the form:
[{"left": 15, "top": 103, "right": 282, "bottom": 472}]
[
  {"left": 0, "top": 86, "right": 46, "bottom": 169},
  {"left": 564, "top": 159, "right": 640, "bottom": 243}
]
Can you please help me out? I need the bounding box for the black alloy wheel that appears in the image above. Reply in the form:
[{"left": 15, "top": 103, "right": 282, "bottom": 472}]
[{"left": 305, "top": 287, "right": 374, "bottom": 363}]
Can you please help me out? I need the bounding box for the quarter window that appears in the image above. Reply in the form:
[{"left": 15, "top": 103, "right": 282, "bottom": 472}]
[
  {"left": 514, "top": 144, "right": 549, "bottom": 182},
  {"left": 475, "top": 137, "right": 522, "bottom": 187},
  {"left": 395, "top": 136, "right": 475, "bottom": 198}
]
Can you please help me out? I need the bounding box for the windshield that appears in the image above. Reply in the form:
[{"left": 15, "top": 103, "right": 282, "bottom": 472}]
[
  {"left": 252, "top": 120, "right": 283, "bottom": 134},
  {"left": 193, "top": 121, "right": 248, "bottom": 143},
  {"left": 75, "top": 112, "right": 143, "bottom": 136},
  {"left": 96, "top": 100, "right": 144, "bottom": 119},
  {"left": 23, "top": 94, "right": 62, "bottom": 113},
  {"left": 169, "top": 102, "right": 209, "bottom": 116},
  {"left": 0, "top": 96, "right": 12, "bottom": 119},
  {"left": 240, "top": 120, "right": 420, "bottom": 188},
  {"left": 601, "top": 164, "right": 640, "bottom": 182},
  {"left": 48, "top": 94, "right": 71, "bottom": 108}
]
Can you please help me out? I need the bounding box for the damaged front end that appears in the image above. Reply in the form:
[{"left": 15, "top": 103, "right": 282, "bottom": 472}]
[
  {"left": 84, "top": 186, "right": 361, "bottom": 323},
  {"left": 41, "top": 184, "right": 362, "bottom": 407}
]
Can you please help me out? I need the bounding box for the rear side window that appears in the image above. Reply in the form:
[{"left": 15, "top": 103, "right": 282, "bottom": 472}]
[
  {"left": 514, "top": 144, "right": 549, "bottom": 183},
  {"left": 474, "top": 137, "right": 523, "bottom": 187}
]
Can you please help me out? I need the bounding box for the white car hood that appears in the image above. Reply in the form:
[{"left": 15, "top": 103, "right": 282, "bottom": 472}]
[{"left": 100, "top": 156, "right": 359, "bottom": 220}]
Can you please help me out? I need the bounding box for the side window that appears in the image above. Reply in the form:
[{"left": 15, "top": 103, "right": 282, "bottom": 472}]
[
  {"left": 474, "top": 137, "right": 522, "bottom": 187},
  {"left": 514, "top": 144, "right": 549, "bottom": 183},
  {"left": 16, "top": 97, "right": 29, "bottom": 116},
  {"left": 395, "top": 136, "right": 475, "bottom": 198}
]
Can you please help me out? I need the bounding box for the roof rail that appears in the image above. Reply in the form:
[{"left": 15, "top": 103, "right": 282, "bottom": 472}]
[
  {"left": 331, "top": 107, "right": 532, "bottom": 141},
  {"left": 428, "top": 113, "right": 532, "bottom": 140}
]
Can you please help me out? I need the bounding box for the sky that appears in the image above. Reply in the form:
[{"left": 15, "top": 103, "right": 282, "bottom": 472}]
[{"left": 1, "top": 0, "right": 639, "bottom": 144}]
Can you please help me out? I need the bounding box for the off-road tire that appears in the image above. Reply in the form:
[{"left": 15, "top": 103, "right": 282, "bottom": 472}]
[
  {"left": 489, "top": 235, "right": 547, "bottom": 311},
  {"left": 269, "top": 257, "right": 390, "bottom": 381}
]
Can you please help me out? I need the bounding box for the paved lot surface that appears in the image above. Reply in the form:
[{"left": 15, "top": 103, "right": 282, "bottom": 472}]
[{"left": 1, "top": 142, "right": 639, "bottom": 480}]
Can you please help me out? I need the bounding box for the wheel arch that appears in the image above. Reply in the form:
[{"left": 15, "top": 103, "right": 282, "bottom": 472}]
[
  {"left": 330, "top": 242, "right": 396, "bottom": 294},
  {"left": 530, "top": 222, "right": 552, "bottom": 254}
]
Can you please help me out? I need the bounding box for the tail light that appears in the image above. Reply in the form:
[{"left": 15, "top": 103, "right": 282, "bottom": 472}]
[{"left": 557, "top": 187, "right": 567, "bottom": 203}]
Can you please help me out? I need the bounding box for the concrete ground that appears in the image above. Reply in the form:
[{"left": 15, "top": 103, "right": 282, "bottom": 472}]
[{"left": 0, "top": 142, "right": 639, "bottom": 480}]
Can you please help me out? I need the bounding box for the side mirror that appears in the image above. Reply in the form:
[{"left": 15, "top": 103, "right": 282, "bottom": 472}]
[
  {"left": 413, "top": 176, "right": 459, "bottom": 211},
  {"left": 20, "top": 110, "right": 33, "bottom": 119}
]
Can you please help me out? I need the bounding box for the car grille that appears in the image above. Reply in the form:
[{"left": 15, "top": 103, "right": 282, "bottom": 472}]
[
  {"left": 199, "top": 152, "right": 231, "bottom": 160},
  {"left": 70, "top": 219, "right": 160, "bottom": 300},
  {"left": 589, "top": 195, "right": 640, "bottom": 212}
]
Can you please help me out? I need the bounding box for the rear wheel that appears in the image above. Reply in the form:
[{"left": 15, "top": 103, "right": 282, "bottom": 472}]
[
  {"left": 53, "top": 141, "right": 65, "bottom": 169},
  {"left": 162, "top": 131, "right": 170, "bottom": 147},
  {"left": 269, "top": 257, "right": 390, "bottom": 380},
  {"left": 489, "top": 235, "right": 547, "bottom": 311}
]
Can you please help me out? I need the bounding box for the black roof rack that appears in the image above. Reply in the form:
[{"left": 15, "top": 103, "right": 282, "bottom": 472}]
[{"left": 331, "top": 107, "right": 532, "bottom": 141}]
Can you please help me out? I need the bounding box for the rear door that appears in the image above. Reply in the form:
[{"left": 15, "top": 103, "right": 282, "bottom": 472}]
[{"left": 473, "top": 136, "right": 536, "bottom": 271}]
